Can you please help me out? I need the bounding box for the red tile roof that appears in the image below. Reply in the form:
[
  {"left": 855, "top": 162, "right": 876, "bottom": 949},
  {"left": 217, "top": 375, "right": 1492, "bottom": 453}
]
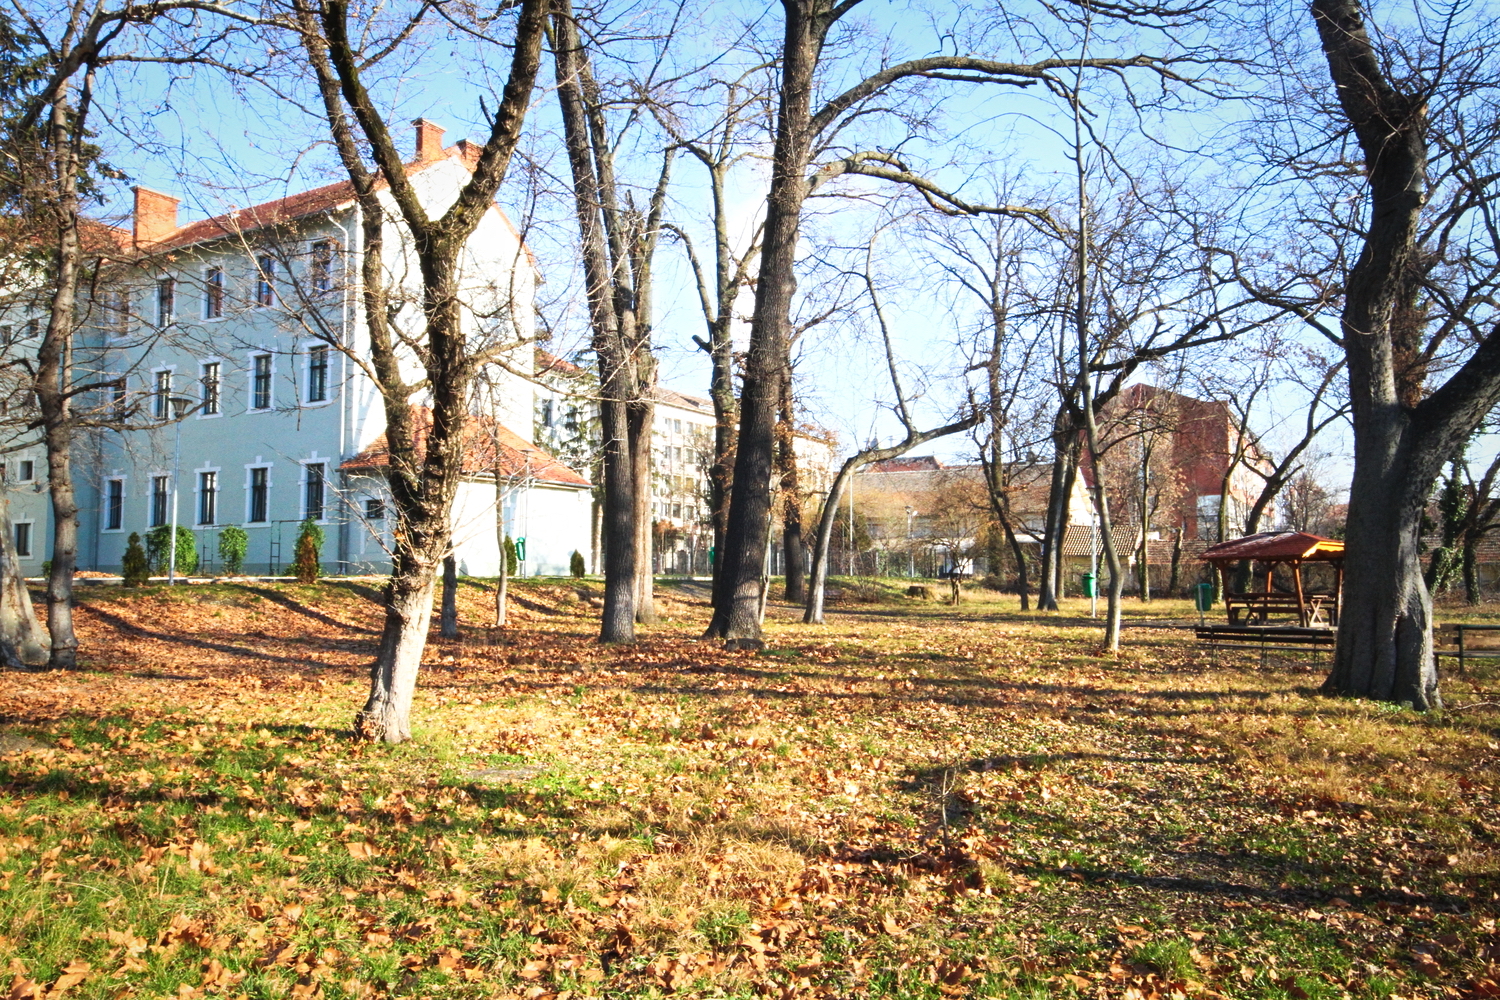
[
  {"left": 139, "top": 146, "right": 534, "bottom": 266},
  {"left": 1200, "top": 531, "right": 1343, "bottom": 564},
  {"left": 341, "top": 408, "right": 589, "bottom": 488}
]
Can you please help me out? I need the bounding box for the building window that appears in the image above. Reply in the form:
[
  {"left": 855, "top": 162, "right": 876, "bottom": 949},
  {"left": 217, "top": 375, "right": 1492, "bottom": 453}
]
[
  {"left": 255, "top": 256, "right": 275, "bottom": 307},
  {"left": 200, "top": 361, "right": 220, "bottom": 415},
  {"left": 304, "top": 463, "right": 326, "bottom": 521},
  {"left": 204, "top": 267, "right": 224, "bottom": 319},
  {"left": 154, "top": 370, "right": 171, "bottom": 420},
  {"left": 17, "top": 460, "right": 33, "bottom": 482},
  {"left": 150, "top": 475, "right": 169, "bottom": 527},
  {"left": 156, "top": 278, "right": 175, "bottom": 326},
  {"left": 110, "top": 378, "right": 127, "bottom": 420},
  {"left": 311, "top": 241, "right": 334, "bottom": 293},
  {"left": 106, "top": 479, "right": 124, "bottom": 531},
  {"left": 307, "top": 345, "right": 329, "bottom": 403},
  {"left": 198, "top": 471, "right": 218, "bottom": 525},
  {"left": 248, "top": 467, "right": 269, "bottom": 523},
  {"left": 104, "top": 289, "right": 129, "bottom": 336},
  {"left": 251, "top": 354, "right": 272, "bottom": 410},
  {"left": 365, "top": 498, "right": 385, "bottom": 521},
  {"left": 13, "top": 522, "right": 30, "bottom": 558}
]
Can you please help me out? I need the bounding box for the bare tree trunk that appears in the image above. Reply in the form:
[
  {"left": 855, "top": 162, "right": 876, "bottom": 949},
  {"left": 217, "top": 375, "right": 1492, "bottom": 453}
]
[
  {"left": 301, "top": 0, "right": 547, "bottom": 740},
  {"left": 1002, "top": 520, "right": 1030, "bottom": 609},
  {"left": 34, "top": 83, "right": 85, "bottom": 669},
  {"left": 494, "top": 471, "right": 508, "bottom": 627},
  {"left": 1038, "top": 410, "right": 1081, "bottom": 610},
  {"left": 777, "top": 371, "right": 806, "bottom": 603},
  {"left": 1167, "top": 524, "right": 1183, "bottom": 598},
  {"left": 440, "top": 554, "right": 459, "bottom": 639},
  {"left": 358, "top": 569, "right": 436, "bottom": 743},
  {"left": 632, "top": 397, "right": 657, "bottom": 623},
  {"left": 1309, "top": 0, "right": 1500, "bottom": 709}
]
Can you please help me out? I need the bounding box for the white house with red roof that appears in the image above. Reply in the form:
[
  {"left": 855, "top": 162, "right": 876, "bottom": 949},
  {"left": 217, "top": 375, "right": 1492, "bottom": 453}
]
[{"left": 2, "top": 121, "right": 593, "bottom": 578}]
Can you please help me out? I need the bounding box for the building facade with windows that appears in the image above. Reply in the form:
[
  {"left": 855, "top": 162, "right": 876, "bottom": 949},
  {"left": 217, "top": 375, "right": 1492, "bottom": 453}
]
[{"left": 0, "top": 122, "right": 593, "bottom": 579}]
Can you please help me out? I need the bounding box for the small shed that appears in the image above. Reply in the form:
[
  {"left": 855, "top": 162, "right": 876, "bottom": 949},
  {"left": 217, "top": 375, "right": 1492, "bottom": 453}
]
[{"left": 1200, "top": 531, "right": 1344, "bottom": 627}]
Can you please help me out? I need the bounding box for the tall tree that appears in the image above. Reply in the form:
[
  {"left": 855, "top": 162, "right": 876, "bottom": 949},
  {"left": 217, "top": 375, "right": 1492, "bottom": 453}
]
[
  {"left": 295, "top": 0, "right": 546, "bottom": 741},
  {"left": 703, "top": 0, "right": 1199, "bottom": 642},
  {"left": 548, "top": 1, "right": 671, "bottom": 641},
  {"left": 1304, "top": 0, "right": 1500, "bottom": 708},
  {"left": 1, "top": 0, "right": 240, "bottom": 669}
]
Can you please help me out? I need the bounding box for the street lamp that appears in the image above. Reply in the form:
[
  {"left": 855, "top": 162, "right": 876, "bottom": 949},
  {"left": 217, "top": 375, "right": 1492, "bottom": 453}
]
[
  {"left": 167, "top": 394, "right": 191, "bottom": 584},
  {"left": 904, "top": 505, "right": 916, "bottom": 578}
]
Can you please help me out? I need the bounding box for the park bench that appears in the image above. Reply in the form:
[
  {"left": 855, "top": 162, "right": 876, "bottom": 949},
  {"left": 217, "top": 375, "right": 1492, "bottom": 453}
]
[
  {"left": 1434, "top": 623, "right": 1500, "bottom": 672},
  {"left": 1195, "top": 624, "right": 1336, "bottom": 667}
]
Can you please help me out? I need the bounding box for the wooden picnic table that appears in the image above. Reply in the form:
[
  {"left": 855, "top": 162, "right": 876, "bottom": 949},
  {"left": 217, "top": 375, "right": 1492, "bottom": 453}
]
[{"left": 1225, "top": 591, "right": 1336, "bottom": 627}]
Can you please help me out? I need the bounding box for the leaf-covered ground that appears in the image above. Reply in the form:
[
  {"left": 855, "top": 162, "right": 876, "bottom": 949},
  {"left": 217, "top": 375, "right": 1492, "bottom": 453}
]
[{"left": 1, "top": 579, "right": 1497, "bottom": 999}]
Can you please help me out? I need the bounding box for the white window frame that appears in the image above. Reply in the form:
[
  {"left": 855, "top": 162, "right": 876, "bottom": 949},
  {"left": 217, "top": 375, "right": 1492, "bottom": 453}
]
[
  {"left": 195, "top": 464, "right": 222, "bottom": 527},
  {"left": 12, "top": 520, "right": 33, "bottom": 559},
  {"left": 198, "top": 358, "right": 222, "bottom": 418},
  {"left": 152, "top": 366, "right": 174, "bottom": 421},
  {"left": 156, "top": 277, "right": 175, "bottom": 327},
  {"left": 248, "top": 351, "right": 274, "bottom": 412},
  {"left": 203, "top": 265, "right": 225, "bottom": 321},
  {"left": 16, "top": 458, "right": 34, "bottom": 483},
  {"left": 305, "top": 344, "right": 332, "bottom": 406},
  {"left": 103, "top": 476, "right": 126, "bottom": 533},
  {"left": 245, "top": 460, "right": 273, "bottom": 525},
  {"left": 254, "top": 255, "right": 276, "bottom": 307},
  {"left": 310, "top": 240, "right": 336, "bottom": 294},
  {"left": 300, "top": 457, "right": 330, "bottom": 523},
  {"left": 148, "top": 474, "right": 171, "bottom": 528}
]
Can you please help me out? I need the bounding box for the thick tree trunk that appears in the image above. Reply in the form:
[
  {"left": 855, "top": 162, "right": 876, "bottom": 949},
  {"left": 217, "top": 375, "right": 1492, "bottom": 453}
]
[
  {"left": 703, "top": 3, "right": 821, "bottom": 643},
  {"left": 35, "top": 92, "right": 82, "bottom": 670},
  {"left": 1464, "top": 538, "right": 1481, "bottom": 605},
  {"left": 440, "top": 554, "right": 459, "bottom": 639},
  {"left": 1326, "top": 436, "right": 1439, "bottom": 707},
  {"left": 357, "top": 569, "right": 436, "bottom": 743}
]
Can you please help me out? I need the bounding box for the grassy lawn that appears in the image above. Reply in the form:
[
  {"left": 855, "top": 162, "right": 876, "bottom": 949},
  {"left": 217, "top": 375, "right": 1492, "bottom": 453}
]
[{"left": 0, "top": 578, "right": 1496, "bottom": 999}]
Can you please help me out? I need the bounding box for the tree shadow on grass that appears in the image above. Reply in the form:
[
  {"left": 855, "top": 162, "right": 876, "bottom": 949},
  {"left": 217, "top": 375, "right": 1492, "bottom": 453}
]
[
  {"left": 230, "top": 585, "right": 380, "bottom": 634},
  {"left": 82, "top": 605, "right": 325, "bottom": 667}
]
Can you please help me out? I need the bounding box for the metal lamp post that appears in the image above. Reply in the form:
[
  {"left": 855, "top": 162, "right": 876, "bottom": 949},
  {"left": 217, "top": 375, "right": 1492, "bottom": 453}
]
[
  {"left": 167, "top": 394, "right": 191, "bottom": 584},
  {"left": 905, "top": 505, "right": 916, "bottom": 577}
]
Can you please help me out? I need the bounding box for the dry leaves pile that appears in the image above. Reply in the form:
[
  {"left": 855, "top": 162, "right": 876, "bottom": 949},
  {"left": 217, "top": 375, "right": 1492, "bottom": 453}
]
[{"left": 0, "top": 580, "right": 1496, "bottom": 999}]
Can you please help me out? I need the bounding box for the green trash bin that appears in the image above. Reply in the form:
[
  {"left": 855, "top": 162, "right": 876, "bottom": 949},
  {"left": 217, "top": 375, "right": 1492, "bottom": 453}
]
[
  {"left": 1081, "top": 572, "right": 1097, "bottom": 597},
  {"left": 1194, "top": 582, "right": 1214, "bottom": 611}
]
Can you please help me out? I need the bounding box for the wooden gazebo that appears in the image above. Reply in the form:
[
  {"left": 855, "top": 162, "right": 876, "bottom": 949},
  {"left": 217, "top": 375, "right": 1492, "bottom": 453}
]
[{"left": 1200, "top": 532, "right": 1345, "bottom": 627}]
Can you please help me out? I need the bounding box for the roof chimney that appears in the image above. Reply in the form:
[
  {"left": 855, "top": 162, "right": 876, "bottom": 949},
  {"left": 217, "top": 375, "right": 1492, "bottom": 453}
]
[
  {"left": 413, "top": 119, "right": 446, "bottom": 163},
  {"left": 132, "top": 186, "right": 180, "bottom": 246}
]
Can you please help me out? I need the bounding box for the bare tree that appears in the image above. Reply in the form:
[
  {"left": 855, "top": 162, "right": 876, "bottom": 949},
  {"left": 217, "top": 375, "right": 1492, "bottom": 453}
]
[
  {"left": 705, "top": 0, "right": 1205, "bottom": 642},
  {"left": 1294, "top": 0, "right": 1500, "bottom": 708},
  {"left": 293, "top": 0, "right": 546, "bottom": 741}
]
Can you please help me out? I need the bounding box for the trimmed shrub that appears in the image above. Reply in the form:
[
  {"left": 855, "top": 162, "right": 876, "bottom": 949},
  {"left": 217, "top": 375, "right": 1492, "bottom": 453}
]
[
  {"left": 292, "top": 519, "right": 324, "bottom": 584},
  {"left": 121, "top": 533, "right": 149, "bottom": 586},
  {"left": 218, "top": 525, "right": 249, "bottom": 576},
  {"left": 504, "top": 535, "right": 518, "bottom": 578},
  {"left": 570, "top": 550, "right": 586, "bottom": 578},
  {"left": 145, "top": 524, "right": 197, "bottom": 576}
]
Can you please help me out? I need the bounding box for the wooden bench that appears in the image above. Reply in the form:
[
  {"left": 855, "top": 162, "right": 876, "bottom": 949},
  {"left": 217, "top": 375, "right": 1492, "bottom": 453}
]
[
  {"left": 1435, "top": 623, "right": 1500, "bottom": 672},
  {"left": 1195, "top": 625, "right": 1336, "bottom": 667}
]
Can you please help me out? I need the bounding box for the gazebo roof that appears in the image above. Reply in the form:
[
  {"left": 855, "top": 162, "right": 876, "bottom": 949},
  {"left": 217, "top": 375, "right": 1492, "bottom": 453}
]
[{"left": 1199, "top": 531, "right": 1344, "bottom": 565}]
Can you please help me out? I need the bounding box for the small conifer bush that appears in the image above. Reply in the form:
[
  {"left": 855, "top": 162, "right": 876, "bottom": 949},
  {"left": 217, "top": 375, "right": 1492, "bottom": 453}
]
[
  {"left": 121, "top": 533, "right": 149, "bottom": 586},
  {"left": 292, "top": 519, "right": 324, "bottom": 584}
]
